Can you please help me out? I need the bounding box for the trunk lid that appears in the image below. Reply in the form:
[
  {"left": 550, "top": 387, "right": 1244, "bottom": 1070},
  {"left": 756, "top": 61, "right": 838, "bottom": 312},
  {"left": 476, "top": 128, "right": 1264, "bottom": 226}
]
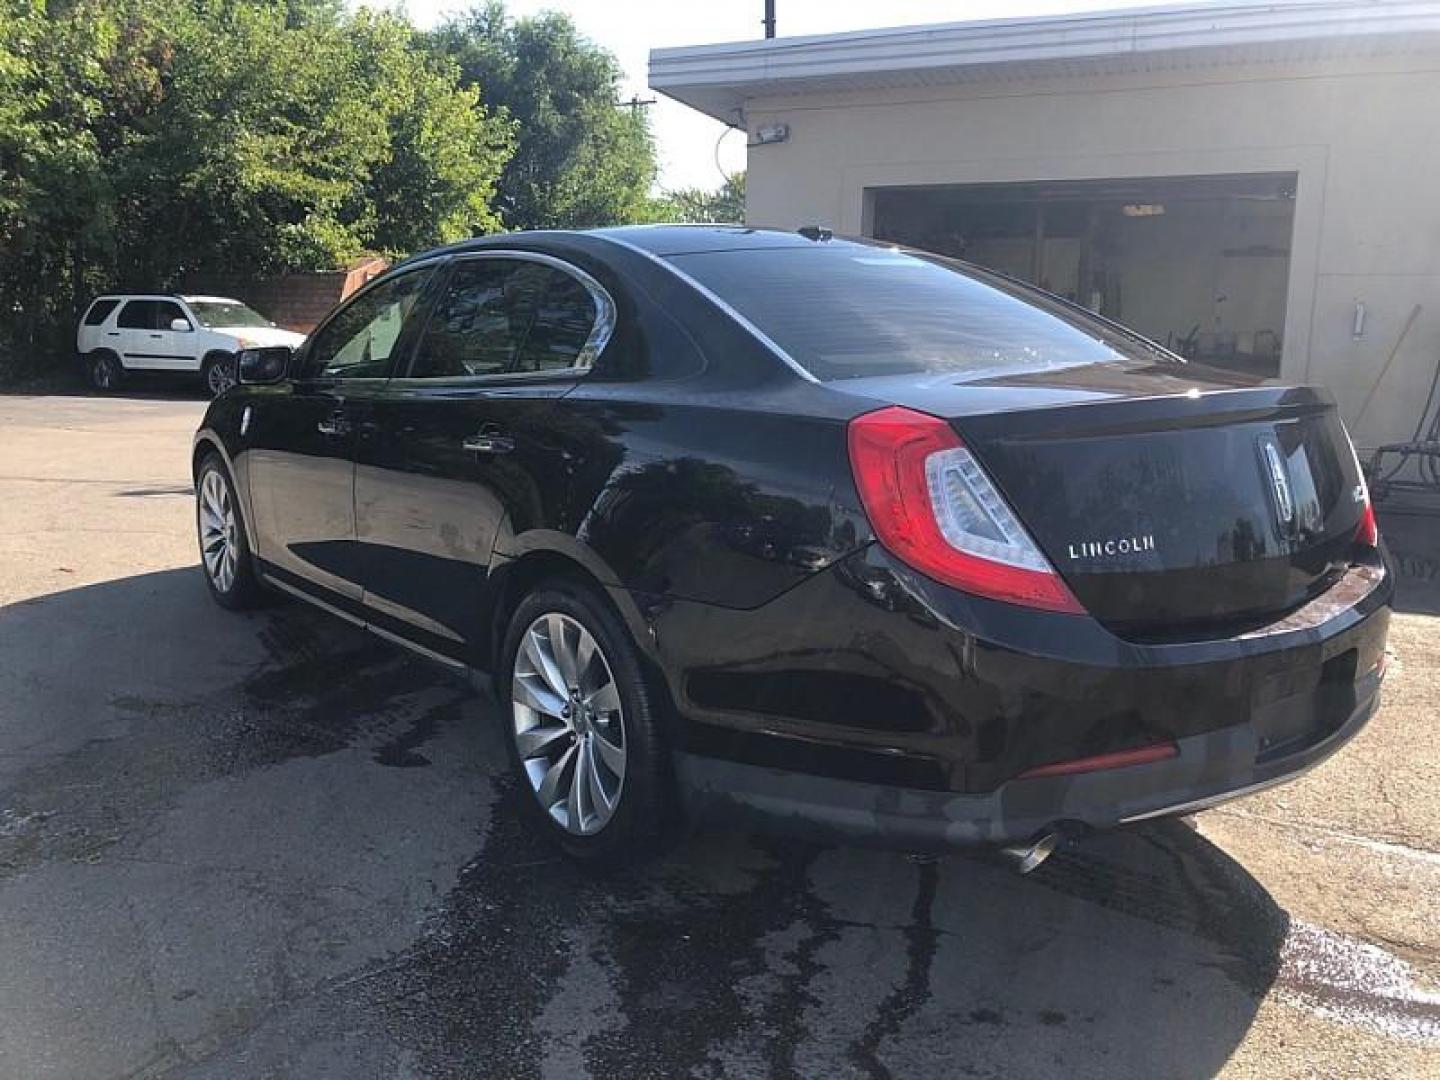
[{"left": 837, "top": 367, "right": 1369, "bottom": 639}]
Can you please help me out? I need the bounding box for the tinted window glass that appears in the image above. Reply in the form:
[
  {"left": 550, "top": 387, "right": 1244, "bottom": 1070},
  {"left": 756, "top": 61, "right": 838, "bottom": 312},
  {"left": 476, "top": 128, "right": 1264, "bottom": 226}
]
[
  {"left": 411, "top": 258, "right": 598, "bottom": 379},
  {"left": 669, "top": 247, "right": 1126, "bottom": 381},
  {"left": 117, "top": 301, "right": 156, "bottom": 329},
  {"left": 84, "top": 299, "right": 120, "bottom": 326},
  {"left": 514, "top": 268, "right": 597, "bottom": 373},
  {"left": 155, "top": 300, "right": 187, "bottom": 330},
  {"left": 305, "top": 268, "right": 432, "bottom": 380}
]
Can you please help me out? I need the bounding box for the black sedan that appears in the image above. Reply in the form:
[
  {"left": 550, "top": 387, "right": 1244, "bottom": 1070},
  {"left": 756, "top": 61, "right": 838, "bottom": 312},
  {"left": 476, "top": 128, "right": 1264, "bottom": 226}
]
[{"left": 192, "top": 226, "right": 1391, "bottom": 871}]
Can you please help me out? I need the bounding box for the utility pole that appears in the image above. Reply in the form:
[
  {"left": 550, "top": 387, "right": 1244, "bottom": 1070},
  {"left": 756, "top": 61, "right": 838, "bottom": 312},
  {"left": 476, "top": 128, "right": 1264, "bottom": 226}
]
[
  {"left": 763, "top": 0, "right": 776, "bottom": 38},
  {"left": 617, "top": 94, "right": 656, "bottom": 112}
]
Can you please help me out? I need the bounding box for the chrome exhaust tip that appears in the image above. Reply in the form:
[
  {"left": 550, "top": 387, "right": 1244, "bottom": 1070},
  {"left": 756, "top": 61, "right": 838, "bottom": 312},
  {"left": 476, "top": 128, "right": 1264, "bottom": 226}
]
[{"left": 1000, "top": 831, "right": 1063, "bottom": 875}]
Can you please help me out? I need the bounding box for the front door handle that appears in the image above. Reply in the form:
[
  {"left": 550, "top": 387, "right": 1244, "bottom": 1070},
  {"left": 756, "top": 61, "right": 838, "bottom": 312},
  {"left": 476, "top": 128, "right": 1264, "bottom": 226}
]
[
  {"left": 462, "top": 428, "right": 515, "bottom": 455},
  {"left": 317, "top": 413, "right": 352, "bottom": 437}
]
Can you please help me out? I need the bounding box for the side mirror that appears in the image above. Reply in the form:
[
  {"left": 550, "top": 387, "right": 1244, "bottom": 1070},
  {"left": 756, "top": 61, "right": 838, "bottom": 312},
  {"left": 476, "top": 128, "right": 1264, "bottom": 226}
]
[
  {"left": 237, "top": 345, "right": 293, "bottom": 385},
  {"left": 170, "top": 317, "right": 193, "bottom": 332}
]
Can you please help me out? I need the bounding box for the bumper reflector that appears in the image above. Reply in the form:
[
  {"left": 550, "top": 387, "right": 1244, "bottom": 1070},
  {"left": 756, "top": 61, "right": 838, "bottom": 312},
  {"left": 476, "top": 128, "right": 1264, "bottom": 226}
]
[{"left": 1017, "top": 742, "right": 1178, "bottom": 781}]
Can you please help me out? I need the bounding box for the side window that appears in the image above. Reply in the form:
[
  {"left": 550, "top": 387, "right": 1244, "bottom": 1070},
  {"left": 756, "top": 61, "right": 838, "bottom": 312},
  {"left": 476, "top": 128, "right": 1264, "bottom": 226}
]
[
  {"left": 304, "top": 269, "right": 433, "bottom": 380},
  {"left": 515, "top": 267, "right": 598, "bottom": 373},
  {"left": 84, "top": 299, "right": 120, "bottom": 326},
  {"left": 117, "top": 301, "right": 156, "bottom": 329},
  {"left": 409, "top": 257, "right": 601, "bottom": 379},
  {"left": 412, "top": 261, "right": 524, "bottom": 378},
  {"left": 154, "top": 300, "right": 188, "bottom": 330}
]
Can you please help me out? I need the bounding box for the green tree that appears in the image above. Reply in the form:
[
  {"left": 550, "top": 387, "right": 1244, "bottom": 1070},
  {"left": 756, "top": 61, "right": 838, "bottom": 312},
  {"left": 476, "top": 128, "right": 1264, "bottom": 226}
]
[
  {"left": 0, "top": 0, "right": 513, "bottom": 379},
  {"left": 427, "top": 3, "right": 658, "bottom": 230},
  {"left": 659, "top": 172, "right": 745, "bottom": 224}
]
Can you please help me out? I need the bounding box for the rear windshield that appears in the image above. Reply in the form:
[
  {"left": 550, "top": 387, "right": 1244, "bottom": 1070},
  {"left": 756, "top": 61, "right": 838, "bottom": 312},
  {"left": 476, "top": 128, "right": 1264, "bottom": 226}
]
[
  {"left": 669, "top": 246, "right": 1134, "bottom": 381},
  {"left": 188, "top": 301, "right": 273, "bottom": 329}
]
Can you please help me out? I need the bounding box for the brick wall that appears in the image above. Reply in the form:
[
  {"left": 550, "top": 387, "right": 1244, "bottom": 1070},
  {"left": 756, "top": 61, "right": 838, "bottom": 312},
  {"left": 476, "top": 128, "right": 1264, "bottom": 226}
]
[{"left": 183, "top": 257, "right": 388, "bottom": 335}]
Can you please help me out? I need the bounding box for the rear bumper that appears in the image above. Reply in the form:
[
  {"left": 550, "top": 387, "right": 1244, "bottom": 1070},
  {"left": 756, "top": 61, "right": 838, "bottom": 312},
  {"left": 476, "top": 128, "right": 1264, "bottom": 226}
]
[{"left": 678, "top": 659, "right": 1383, "bottom": 849}]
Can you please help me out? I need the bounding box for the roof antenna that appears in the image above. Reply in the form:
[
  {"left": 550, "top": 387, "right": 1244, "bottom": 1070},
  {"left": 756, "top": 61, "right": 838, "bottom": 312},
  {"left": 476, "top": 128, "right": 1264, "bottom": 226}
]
[
  {"left": 763, "top": 0, "right": 776, "bottom": 39},
  {"left": 798, "top": 225, "right": 832, "bottom": 242}
]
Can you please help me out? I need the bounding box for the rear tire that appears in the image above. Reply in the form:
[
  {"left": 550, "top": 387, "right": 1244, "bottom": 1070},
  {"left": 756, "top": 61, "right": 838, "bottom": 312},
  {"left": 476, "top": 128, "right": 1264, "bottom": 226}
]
[
  {"left": 89, "top": 351, "right": 122, "bottom": 392},
  {"left": 196, "top": 453, "right": 264, "bottom": 610},
  {"left": 202, "top": 352, "right": 236, "bottom": 398},
  {"left": 500, "top": 579, "right": 675, "bottom": 866}
]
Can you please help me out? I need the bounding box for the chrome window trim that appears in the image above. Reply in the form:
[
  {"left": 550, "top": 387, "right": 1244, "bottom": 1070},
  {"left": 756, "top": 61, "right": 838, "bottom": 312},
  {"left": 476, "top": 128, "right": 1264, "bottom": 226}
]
[
  {"left": 390, "top": 248, "right": 617, "bottom": 385},
  {"left": 595, "top": 232, "right": 820, "bottom": 385}
]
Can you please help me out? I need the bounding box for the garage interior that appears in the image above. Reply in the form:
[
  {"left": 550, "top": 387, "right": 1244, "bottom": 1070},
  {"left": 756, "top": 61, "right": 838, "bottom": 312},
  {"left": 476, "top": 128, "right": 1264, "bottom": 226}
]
[{"left": 870, "top": 172, "right": 1298, "bottom": 377}]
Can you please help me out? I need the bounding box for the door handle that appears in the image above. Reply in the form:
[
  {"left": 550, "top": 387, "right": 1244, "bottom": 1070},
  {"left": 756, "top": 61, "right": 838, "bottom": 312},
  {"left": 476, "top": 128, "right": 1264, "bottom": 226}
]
[
  {"left": 317, "top": 414, "right": 352, "bottom": 437},
  {"left": 462, "top": 429, "right": 515, "bottom": 455},
  {"left": 149, "top": 333, "right": 163, "bottom": 339}
]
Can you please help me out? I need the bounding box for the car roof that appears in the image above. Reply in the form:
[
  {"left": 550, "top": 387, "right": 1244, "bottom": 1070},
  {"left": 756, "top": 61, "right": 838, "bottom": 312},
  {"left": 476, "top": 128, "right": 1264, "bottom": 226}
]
[
  {"left": 177, "top": 295, "right": 245, "bottom": 304},
  {"left": 396, "top": 224, "right": 867, "bottom": 268}
]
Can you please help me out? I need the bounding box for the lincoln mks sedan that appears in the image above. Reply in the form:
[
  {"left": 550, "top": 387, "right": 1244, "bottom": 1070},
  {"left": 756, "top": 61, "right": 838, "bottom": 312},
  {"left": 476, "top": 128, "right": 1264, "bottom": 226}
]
[{"left": 192, "top": 225, "right": 1391, "bottom": 870}]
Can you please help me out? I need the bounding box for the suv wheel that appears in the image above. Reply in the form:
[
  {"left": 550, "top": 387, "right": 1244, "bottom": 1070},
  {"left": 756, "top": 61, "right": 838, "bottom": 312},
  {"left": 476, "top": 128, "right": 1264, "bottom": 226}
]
[
  {"left": 203, "top": 353, "right": 236, "bottom": 398},
  {"left": 501, "top": 580, "right": 674, "bottom": 864},
  {"left": 196, "top": 454, "right": 264, "bottom": 610},
  {"left": 89, "top": 351, "right": 122, "bottom": 392}
]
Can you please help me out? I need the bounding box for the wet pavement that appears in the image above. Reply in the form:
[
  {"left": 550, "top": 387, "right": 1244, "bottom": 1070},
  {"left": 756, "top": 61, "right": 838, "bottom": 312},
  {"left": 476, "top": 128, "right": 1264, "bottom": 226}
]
[{"left": 0, "top": 395, "right": 1437, "bottom": 1079}]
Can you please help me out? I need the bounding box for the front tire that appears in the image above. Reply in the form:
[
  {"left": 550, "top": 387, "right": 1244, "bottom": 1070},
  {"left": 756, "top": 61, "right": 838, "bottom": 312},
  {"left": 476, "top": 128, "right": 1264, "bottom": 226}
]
[
  {"left": 501, "top": 580, "right": 675, "bottom": 865},
  {"left": 196, "top": 453, "right": 264, "bottom": 610},
  {"left": 89, "top": 351, "right": 122, "bottom": 392},
  {"left": 202, "top": 352, "right": 236, "bottom": 398}
]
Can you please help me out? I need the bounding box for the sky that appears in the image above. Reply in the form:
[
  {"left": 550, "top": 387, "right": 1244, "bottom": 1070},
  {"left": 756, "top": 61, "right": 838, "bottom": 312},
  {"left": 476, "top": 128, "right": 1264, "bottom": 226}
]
[{"left": 397, "top": 0, "right": 1180, "bottom": 192}]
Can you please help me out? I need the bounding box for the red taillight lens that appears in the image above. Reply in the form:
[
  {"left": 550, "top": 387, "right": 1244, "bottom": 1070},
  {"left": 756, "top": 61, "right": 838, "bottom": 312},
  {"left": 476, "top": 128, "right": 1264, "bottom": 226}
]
[
  {"left": 846, "top": 406, "right": 1083, "bottom": 613},
  {"left": 1357, "top": 499, "right": 1379, "bottom": 548},
  {"left": 1344, "top": 428, "right": 1379, "bottom": 549}
]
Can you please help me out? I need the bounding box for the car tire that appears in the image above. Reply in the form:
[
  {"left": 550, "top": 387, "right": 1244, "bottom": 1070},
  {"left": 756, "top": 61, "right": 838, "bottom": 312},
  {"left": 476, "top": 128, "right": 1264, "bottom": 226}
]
[
  {"left": 202, "top": 352, "right": 236, "bottom": 398},
  {"left": 196, "top": 453, "right": 264, "bottom": 610},
  {"left": 500, "top": 579, "right": 676, "bottom": 866},
  {"left": 89, "top": 351, "right": 122, "bottom": 392}
]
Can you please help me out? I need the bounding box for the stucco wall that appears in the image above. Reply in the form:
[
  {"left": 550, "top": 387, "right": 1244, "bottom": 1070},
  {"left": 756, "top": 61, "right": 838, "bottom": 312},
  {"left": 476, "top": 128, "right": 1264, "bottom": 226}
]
[{"left": 742, "top": 56, "right": 1440, "bottom": 449}]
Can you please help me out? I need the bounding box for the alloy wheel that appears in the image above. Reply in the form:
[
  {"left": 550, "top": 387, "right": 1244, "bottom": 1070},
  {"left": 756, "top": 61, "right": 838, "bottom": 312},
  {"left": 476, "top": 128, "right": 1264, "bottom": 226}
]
[
  {"left": 511, "top": 612, "right": 627, "bottom": 836},
  {"left": 207, "top": 359, "right": 234, "bottom": 397},
  {"left": 93, "top": 356, "right": 114, "bottom": 389},
  {"left": 198, "top": 469, "right": 239, "bottom": 593}
]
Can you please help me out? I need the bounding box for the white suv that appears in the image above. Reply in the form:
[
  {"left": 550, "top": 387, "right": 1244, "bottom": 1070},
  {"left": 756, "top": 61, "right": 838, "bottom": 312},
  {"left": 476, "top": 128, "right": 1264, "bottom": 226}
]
[{"left": 77, "top": 294, "right": 306, "bottom": 397}]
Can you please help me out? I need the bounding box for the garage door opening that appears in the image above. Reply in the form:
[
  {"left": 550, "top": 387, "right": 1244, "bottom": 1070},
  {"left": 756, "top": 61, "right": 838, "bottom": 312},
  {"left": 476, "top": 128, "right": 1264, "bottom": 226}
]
[{"left": 870, "top": 173, "right": 1297, "bottom": 377}]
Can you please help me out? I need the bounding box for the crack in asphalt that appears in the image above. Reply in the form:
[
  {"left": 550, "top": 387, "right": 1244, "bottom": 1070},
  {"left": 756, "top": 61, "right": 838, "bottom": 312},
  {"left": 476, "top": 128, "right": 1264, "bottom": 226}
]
[{"left": 851, "top": 857, "right": 940, "bottom": 1079}]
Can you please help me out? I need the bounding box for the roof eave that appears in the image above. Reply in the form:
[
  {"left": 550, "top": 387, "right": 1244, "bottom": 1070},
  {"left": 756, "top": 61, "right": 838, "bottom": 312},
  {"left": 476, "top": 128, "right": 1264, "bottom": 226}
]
[{"left": 649, "top": 0, "right": 1440, "bottom": 123}]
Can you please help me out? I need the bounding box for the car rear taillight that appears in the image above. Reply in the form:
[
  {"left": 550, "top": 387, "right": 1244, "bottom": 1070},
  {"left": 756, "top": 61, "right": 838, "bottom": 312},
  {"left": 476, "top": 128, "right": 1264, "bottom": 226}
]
[
  {"left": 846, "top": 406, "right": 1083, "bottom": 614},
  {"left": 1343, "top": 430, "right": 1379, "bottom": 549},
  {"left": 1357, "top": 499, "right": 1379, "bottom": 549}
]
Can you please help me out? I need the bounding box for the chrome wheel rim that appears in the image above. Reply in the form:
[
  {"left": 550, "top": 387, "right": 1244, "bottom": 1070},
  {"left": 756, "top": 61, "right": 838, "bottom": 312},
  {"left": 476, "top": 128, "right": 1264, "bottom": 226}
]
[
  {"left": 94, "top": 358, "right": 112, "bottom": 388},
  {"left": 207, "top": 360, "right": 233, "bottom": 396},
  {"left": 198, "top": 469, "right": 239, "bottom": 593},
  {"left": 512, "top": 612, "right": 626, "bottom": 836}
]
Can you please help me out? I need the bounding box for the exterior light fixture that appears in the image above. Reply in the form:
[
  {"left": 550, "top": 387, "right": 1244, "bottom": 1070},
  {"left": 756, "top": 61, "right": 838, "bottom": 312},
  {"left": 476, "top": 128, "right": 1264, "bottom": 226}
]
[{"left": 752, "top": 122, "right": 790, "bottom": 145}]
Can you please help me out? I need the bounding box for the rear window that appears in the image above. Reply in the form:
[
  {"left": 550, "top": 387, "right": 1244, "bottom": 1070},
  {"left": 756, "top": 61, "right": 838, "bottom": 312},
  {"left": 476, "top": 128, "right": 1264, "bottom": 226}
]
[
  {"left": 84, "top": 299, "right": 120, "bottom": 326},
  {"left": 669, "top": 246, "right": 1128, "bottom": 381}
]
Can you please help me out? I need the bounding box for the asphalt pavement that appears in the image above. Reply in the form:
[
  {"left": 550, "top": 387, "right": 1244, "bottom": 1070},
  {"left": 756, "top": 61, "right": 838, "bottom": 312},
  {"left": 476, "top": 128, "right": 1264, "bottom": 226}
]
[{"left": 0, "top": 393, "right": 1436, "bottom": 1079}]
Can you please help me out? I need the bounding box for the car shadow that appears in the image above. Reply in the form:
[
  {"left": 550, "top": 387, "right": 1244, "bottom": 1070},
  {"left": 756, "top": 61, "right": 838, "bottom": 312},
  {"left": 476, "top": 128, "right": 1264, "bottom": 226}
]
[
  {"left": 0, "top": 375, "right": 211, "bottom": 401},
  {"left": 0, "top": 568, "right": 1284, "bottom": 1078}
]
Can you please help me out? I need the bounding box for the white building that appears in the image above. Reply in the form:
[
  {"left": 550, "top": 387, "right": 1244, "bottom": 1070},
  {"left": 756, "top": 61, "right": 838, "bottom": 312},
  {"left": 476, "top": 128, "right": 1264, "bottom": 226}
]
[{"left": 651, "top": 0, "right": 1440, "bottom": 451}]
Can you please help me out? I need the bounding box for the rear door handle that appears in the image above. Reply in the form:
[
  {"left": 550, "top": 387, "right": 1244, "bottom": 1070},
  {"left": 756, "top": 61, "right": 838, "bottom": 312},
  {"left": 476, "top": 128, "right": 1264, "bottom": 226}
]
[
  {"left": 462, "top": 428, "right": 515, "bottom": 455},
  {"left": 317, "top": 413, "right": 352, "bottom": 437}
]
